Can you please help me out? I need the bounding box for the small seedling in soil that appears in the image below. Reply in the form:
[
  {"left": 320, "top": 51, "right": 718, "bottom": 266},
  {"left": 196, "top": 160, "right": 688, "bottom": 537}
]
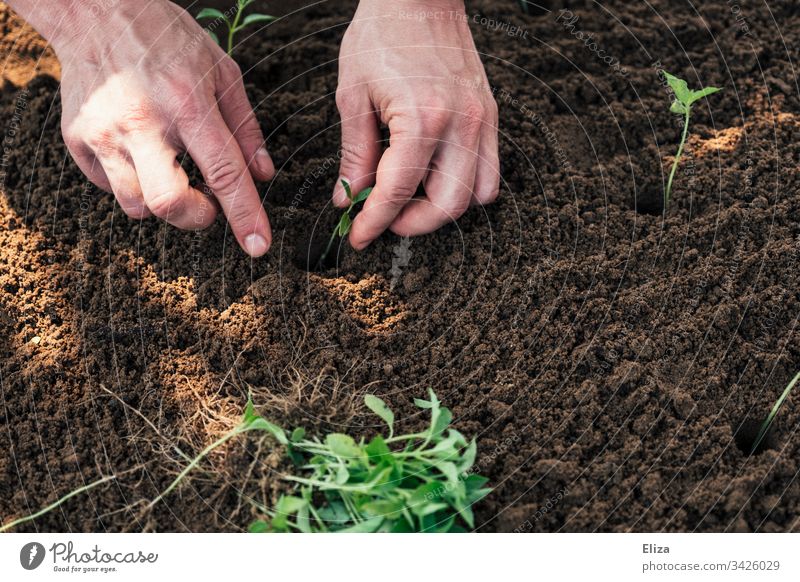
[
  {"left": 750, "top": 371, "right": 800, "bottom": 455},
  {"left": 316, "top": 179, "right": 372, "bottom": 270},
  {"left": 196, "top": 0, "right": 276, "bottom": 55},
  {"left": 663, "top": 71, "right": 722, "bottom": 207},
  {"left": 250, "top": 389, "right": 491, "bottom": 533}
]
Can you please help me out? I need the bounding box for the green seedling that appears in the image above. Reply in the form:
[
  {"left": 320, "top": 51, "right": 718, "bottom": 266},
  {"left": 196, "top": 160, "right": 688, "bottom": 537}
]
[
  {"left": 250, "top": 389, "right": 491, "bottom": 533},
  {"left": 751, "top": 371, "right": 800, "bottom": 455},
  {"left": 663, "top": 71, "right": 722, "bottom": 207},
  {"left": 318, "top": 180, "right": 372, "bottom": 269},
  {"left": 0, "top": 475, "right": 116, "bottom": 533},
  {"left": 197, "top": 0, "right": 276, "bottom": 56}
]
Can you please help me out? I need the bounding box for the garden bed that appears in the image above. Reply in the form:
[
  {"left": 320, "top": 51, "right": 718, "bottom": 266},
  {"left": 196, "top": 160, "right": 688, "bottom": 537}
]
[{"left": 1, "top": 0, "right": 799, "bottom": 532}]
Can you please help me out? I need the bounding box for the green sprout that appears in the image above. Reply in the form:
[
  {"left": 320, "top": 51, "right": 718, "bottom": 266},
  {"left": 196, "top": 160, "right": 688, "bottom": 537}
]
[
  {"left": 196, "top": 0, "right": 276, "bottom": 56},
  {"left": 663, "top": 71, "right": 722, "bottom": 207},
  {"left": 318, "top": 179, "right": 372, "bottom": 269},
  {"left": 151, "top": 389, "right": 490, "bottom": 533},
  {"left": 751, "top": 371, "right": 800, "bottom": 455}
]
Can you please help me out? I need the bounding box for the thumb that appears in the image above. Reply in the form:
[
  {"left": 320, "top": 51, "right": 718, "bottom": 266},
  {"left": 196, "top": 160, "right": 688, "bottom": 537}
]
[{"left": 333, "top": 88, "right": 381, "bottom": 207}]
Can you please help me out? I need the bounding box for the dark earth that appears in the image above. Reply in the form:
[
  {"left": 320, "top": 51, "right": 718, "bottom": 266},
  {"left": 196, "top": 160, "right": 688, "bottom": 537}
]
[{"left": 1, "top": 0, "right": 799, "bottom": 532}]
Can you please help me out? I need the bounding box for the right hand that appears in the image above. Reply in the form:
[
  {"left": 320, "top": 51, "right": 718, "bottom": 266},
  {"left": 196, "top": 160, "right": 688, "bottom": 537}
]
[{"left": 52, "top": 0, "right": 274, "bottom": 256}]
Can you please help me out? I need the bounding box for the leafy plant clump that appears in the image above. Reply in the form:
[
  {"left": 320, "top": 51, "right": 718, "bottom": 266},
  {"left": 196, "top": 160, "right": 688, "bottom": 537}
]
[
  {"left": 751, "top": 371, "right": 800, "bottom": 455},
  {"left": 251, "top": 389, "right": 491, "bottom": 533},
  {"left": 662, "top": 71, "right": 722, "bottom": 208},
  {"left": 317, "top": 179, "right": 372, "bottom": 269},
  {"left": 197, "top": 0, "right": 276, "bottom": 55}
]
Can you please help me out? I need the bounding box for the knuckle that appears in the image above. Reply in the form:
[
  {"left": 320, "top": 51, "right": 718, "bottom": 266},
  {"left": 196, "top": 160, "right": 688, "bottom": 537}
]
[
  {"left": 441, "top": 194, "right": 471, "bottom": 218},
  {"left": 220, "top": 56, "right": 242, "bottom": 79},
  {"left": 147, "top": 190, "right": 187, "bottom": 219},
  {"left": 336, "top": 86, "right": 362, "bottom": 117},
  {"left": 205, "top": 158, "right": 243, "bottom": 195},
  {"left": 87, "top": 128, "right": 119, "bottom": 157},
  {"left": 457, "top": 101, "right": 485, "bottom": 142},
  {"left": 418, "top": 106, "right": 449, "bottom": 137}
]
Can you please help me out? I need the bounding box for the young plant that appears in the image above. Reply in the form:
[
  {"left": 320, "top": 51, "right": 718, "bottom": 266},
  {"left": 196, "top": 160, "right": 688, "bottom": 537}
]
[
  {"left": 250, "top": 389, "right": 491, "bottom": 533},
  {"left": 663, "top": 71, "right": 722, "bottom": 207},
  {"left": 196, "top": 0, "right": 276, "bottom": 56},
  {"left": 751, "top": 371, "right": 800, "bottom": 455},
  {"left": 318, "top": 180, "right": 373, "bottom": 269}
]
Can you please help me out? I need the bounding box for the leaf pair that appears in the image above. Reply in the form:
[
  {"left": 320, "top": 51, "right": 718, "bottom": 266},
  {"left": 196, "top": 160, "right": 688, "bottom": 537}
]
[
  {"left": 663, "top": 71, "right": 721, "bottom": 115},
  {"left": 196, "top": 0, "right": 276, "bottom": 55}
]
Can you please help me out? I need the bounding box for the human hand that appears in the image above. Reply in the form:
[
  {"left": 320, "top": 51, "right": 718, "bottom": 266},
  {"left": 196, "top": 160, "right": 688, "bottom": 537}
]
[
  {"left": 334, "top": 0, "right": 500, "bottom": 250},
  {"left": 14, "top": 0, "right": 274, "bottom": 256}
]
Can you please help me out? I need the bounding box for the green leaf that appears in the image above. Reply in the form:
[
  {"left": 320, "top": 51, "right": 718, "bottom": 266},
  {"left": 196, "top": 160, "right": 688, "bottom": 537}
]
[
  {"left": 290, "top": 427, "right": 306, "bottom": 443},
  {"left": 431, "top": 407, "right": 452, "bottom": 439},
  {"left": 336, "top": 517, "right": 384, "bottom": 532},
  {"left": 463, "top": 474, "right": 490, "bottom": 490},
  {"left": 248, "top": 519, "right": 269, "bottom": 533},
  {"left": 352, "top": 187, "right": 372, "bottom": 205},
  {"left": 335, "top": 464, "right": 350, "bottom": 484},
  {"left": 325, "top": 433, "right": 361, "bottom": 458},
  {"left": 337, "top": 213, "right": 352, "bottom": 237},
  {"left": 361, "top": 498, "right": 405, "bottom": 519},
  {"left": 197, "top": 7, "right": 225, "bottom": 20},
  {"left": 455, "top": 500, "right": 475, "bottom": 528},
  {"left": 434, "top": 460, "right": 460, "bottom": 485},
  {"left": 670, "top": 100, "right": 687, "bottom": 115},
  {"left": 365, "top": 435, "right": 392, "bottom": 461},
  {"left": 688, "top": 86, "right": 722, "bottom": 105},
  {"left": 246, "top": 417, "right": 288, "bottom": 445},
  {"left": 341, "top": 179, "right": 354, "bottom": 201},
  {"left": 241, "top": 13, "right": 277, "bottom": 27},
  {"left": 458, "top": 439, "right": 477, "bottom": 472},
  {"left": 364, "top": 394, "right": 394, "bottom": 437},
  {"left": 663, "top": 71, "right": 691, "bottom": 104},
  {"left": 205, "top": 30, "right": 220, "bottom": 45}
]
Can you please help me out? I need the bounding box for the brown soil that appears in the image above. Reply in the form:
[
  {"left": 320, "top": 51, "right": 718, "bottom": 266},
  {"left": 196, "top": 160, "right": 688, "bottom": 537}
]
[{"left": 1, "top": 0, "right": 799, "bottom": 533}]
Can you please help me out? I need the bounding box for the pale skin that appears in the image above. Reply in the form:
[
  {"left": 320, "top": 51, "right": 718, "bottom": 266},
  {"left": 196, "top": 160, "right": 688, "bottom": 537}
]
[{"left": 8, "top": 0, "right": 499, "bottom": 256}]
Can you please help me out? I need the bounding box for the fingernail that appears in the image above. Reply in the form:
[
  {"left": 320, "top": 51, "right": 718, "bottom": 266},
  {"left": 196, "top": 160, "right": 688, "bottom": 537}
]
[
  {"left": 255, "top": 148, "right": 274, "bottom": 178},
  {"left": 244, "top": 233, "right": 269, "bottom": 257}
]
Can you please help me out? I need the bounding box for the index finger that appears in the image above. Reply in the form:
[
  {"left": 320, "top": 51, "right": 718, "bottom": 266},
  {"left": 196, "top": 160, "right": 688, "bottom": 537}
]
[
  {"left": 180, "top": 110, "right": 271, "bottom": 257},
  {"left": 349, "top": 112, "right": 444, "bottom": 250}
]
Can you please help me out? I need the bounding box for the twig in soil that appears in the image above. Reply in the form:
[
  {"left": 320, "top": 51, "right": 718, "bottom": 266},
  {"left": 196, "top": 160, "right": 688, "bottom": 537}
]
[
  {"left": 751, "top": 371, "right": 800, "bottom": 455},
  {"left": 662, "top": 71, "right": 722, "bottom": 208},
  {"left": 0, "top": 475, "right": 116, "bottom": 532},
  {"left": 196, "top": 0, "right": 276, "bottom": 56}
]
